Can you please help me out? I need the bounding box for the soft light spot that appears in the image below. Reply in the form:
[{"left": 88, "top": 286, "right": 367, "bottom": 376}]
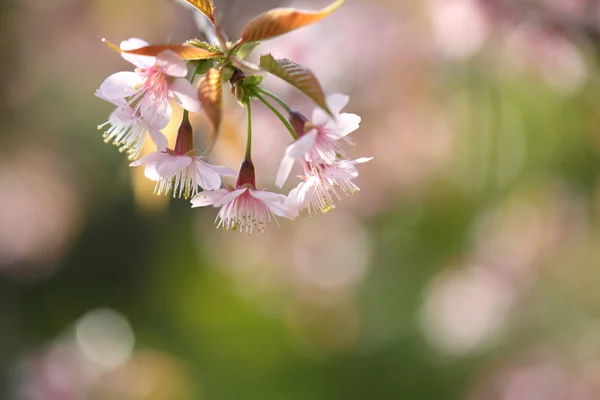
[{"left": 75, "top": 308, "right": 135, "bottom": 370}]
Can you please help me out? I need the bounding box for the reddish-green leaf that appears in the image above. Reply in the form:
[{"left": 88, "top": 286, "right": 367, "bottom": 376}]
[
  {"left": 182, "top": 0, "right": 216, "bottom": 22},
  {"left": 121, "top": 44, "right": 219, "bottom": 60},
  {"left": 259, "top": 54, "right": 331, "bottom": 115},
  {"left": 198, "top": 68, "right": 222, "bottom": 133},
  {"left": 240, "top": 0, "right": 345, "bottom": 43}
]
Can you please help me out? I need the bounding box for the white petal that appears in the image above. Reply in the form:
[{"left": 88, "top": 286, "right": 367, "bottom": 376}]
[
  {"left": 108, "top": 106, "right": 133, "bottom": 124},
  {"left": 120, "top": 38, "right": 155, "bottom": 69},
  {"left": 120, "top": 38, "right": 149, "bottom": 49},
  {"left": 249, "top": 190, "right": 296, "bottom": 219},
  {"left": 144, "top": 163, "right": 161, "bottom": 181},
  {"left": 154, "top": 155, "right": 192, "bottom": 178},
  {"left": 347, "top": 157, "right": 373, "bottom": 165},
  {"left": 155, "top": 51, "right": 188, "bottom": 77},
  {"left": 311, "top": 107, "right": 330, "bottom": 126},
  {"left": 141, "top": 97, "right": 171, "bottom": 130},
  {"left": 147, "top": 128, "right": 169, "bottom": 151},
  {"left": 286, "top": 130, "right": 318, "bottom": 158},
  {"left": 202, "top": 162, "right": 237, "bottom": 176},
  {"left": 95, "top": 89, "right": 124, "bottom": 107},
  {"left": 193, "top": 160, "right": 222, "bottom": 191},
  {"left": 311, "top": 93, "right": 351, "bottom": 126},
  {"left": 129, "top": 151, "right": 161, "bottom": 167},
  {"left": 99, "top": 71, "right": 142, "bottom": 99},
  {"left": 275, "top": 155, "right": 295, "bottom": 188},
  {"left": 323, "top": 165, "right": 358, "bottom": 181},
  {"left": 295, "top": 177, "right": 319, "bottom": 209},
  {"left": 170, "top": 78, "right": 203, "bottom": 113},
  {"left": 325, "top": 113, "right": 361, "bottom": 139},
  {"left": 327, "top": 93, "right": 350, "bottom": 115},
  {"left": 191, "top": 189, "right": 229, "bottom": 207},
  {"left": 213, "top": 188, "right": 247, "bottom": 207}
]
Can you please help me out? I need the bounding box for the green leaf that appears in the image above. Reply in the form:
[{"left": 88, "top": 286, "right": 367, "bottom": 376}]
[
  {"left": 233, "top": 42, "right": 260, "bottom": 60},
  {"left": 189, "top": 59, "right": 214, "bottom": 76},
  {"left": 221, "top": 66, "right": 235, "bottom": 83},
  {"left": 242, "top": 75, "right": 264, "bottom": 87},
  {"left": 186, "top": 39, "right": 222, "bottom": 54},
  {"left": 259, "top": 54, "right": 331, "bottom": 115}
]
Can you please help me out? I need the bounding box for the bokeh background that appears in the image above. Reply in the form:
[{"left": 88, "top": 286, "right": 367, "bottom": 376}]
[{"left": 2, "top": 0, "right": 600, "bottom": 398}]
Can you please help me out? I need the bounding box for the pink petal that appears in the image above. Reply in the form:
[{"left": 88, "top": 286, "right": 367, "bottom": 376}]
[
  {"left": 324, "top": 113, "right": 361, "bottom": 139},
  {"left": 201, "top": 162, "right": 236, "bottom": 176},
  {"left": 323, "top": 165, "right": 358, "bottom": 181},
  {"left": 193, "top": 160, "right": 222, "bottom": 191},
  {"left": 170, "top": 78, "right": 203, "bottom": 114},
  {"left": 311, "top": 108, "right": 330, "bottom": 126},
  {"left": 129, "top": 151, "right": 161, "bottom": 167},
  {"left": 294, "top": 177, "right": 319, "bottom": 210},
  {"left": 346, "top": 157, "right": 373, "bottom": 165},
  {"left": 95, "top": 89, "right": 124, "bottom": 107},
  {"left": 326, "top": 93, "right": 350, "bottom": 115},
  {"left": 154, "top": 155, "right": 192, "bottom": 177},
  {"left": 120, "top": 38, "right": 155, "bottom": 69},
  {"left": 108, "top": 106, "right": 133, "bottom": 124},
  {"left": 144, "top": 164, "right": 161, "bottom": 181},
  {"left": 99, "top": 71, "right": 143, "bottom": 99},
  {"left": 249, "top": 190, "right": 296, "bottom": 219},
  {"left": 214, "top": 188, "right": 247, "bottom": 207},
  {"left": 147, "top": 128, "right": 169, "bottom": 151},
  {"left": 287, "top": 130, "right": 318, "bottom": 158},
  {"left": 140, "top": 95, "right": 172, "bottom": 130},
  {"left": 191, "top": 189, "right": 229, "bottom": 207},
  {"left": 275, "top": 155, "right": 295, "bottom": 188},
  {"left": 311, "top": 93, "right": 350, "bottom": 125},
  {"left": 155, "top": 51, "right": 188, "bottom": 78}
]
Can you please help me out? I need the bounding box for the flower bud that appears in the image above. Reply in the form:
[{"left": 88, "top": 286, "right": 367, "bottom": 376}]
[
  {"left": 236, "top": 157, "right": 256, "bottom": 188},
  {"left": 174, "top": 114, "right": 193, "bottom": 154},
  {"left": 288, "top": 110, "right": 310, "bottom": 137}
]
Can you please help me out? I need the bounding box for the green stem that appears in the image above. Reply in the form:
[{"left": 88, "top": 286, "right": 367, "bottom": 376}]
[
  {"left": 253, "top": 92, "right": 298, "bottom": 140},
  {"left": 245, "top": 100, "right": 252, "bottom": 158},
  {"left": 255, "top": 87, "right": 292, "bottom": 113}
]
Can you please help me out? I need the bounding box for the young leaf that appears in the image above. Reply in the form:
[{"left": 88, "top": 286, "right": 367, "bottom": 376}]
[
  {"left": 242, "top": 75, "right": 264, "bottom": 87},
  {"left": 190, "top": 59, "right": 214, "bottom": 76},
  {"left": 240, "top": 0, "right": 345, "bottom": 43},
  {"left": 259, "top": 54, "right": 331, "bottom": 115},
  {"left": 186, "top": 39, "right": 222, "bottom": 54},
  {"left": 198, "top": 68, "right": 222, "bottom": 133},
  {"left": 121, "top": 44, "right": 219, "bottom": 60},
  {"left": 233, "top": 41, "right": 260, "bottom": 60},
  {"left": 182, "top": 0, "right": 216, "bottom": 23}
]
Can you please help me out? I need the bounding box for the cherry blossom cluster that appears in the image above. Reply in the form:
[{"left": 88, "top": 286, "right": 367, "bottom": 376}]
[{"left": 95, "top": 0, "right": 370, "bottom": 233}]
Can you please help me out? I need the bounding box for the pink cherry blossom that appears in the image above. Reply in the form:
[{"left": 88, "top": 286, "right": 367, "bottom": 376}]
[
  {"left": 95, "top": 90, "right": 167, "bottom": 159},
  {"left": 98, "top": 38, "right": 202, "bottom": 129},
  {"left": 191, "top": 185, "right": 297, "bottom": 233},
  {"left": 130, "top": 149, "right": 235, "bottom": 198},
  {"left": 288, "top": 157, "right": 372, "bottom": 215},
  {"left": 276, "top": 94, "right": 361, "bottom": 187}
]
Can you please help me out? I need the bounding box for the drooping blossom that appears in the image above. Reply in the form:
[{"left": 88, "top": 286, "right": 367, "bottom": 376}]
[
  {"left": 276, "top": 94, "right": 361, "bottom": 187},
  {"left": 191, "top": 158, "right": 297, "bottom": 233},
  {"left": 130, "top": 151, "right": 235, "bottom": 197},
  {"left": 130, "top": 115, "right": 235, "bottom": 198},
  {"left": 288, "top": 157, "right": 372, "bottom": 215},
  {"left": 95, "top": 91, "right": 167, "bottom": 160},
  {"left": 97, "top": 38, "right": 202, "bottom": 129}
]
